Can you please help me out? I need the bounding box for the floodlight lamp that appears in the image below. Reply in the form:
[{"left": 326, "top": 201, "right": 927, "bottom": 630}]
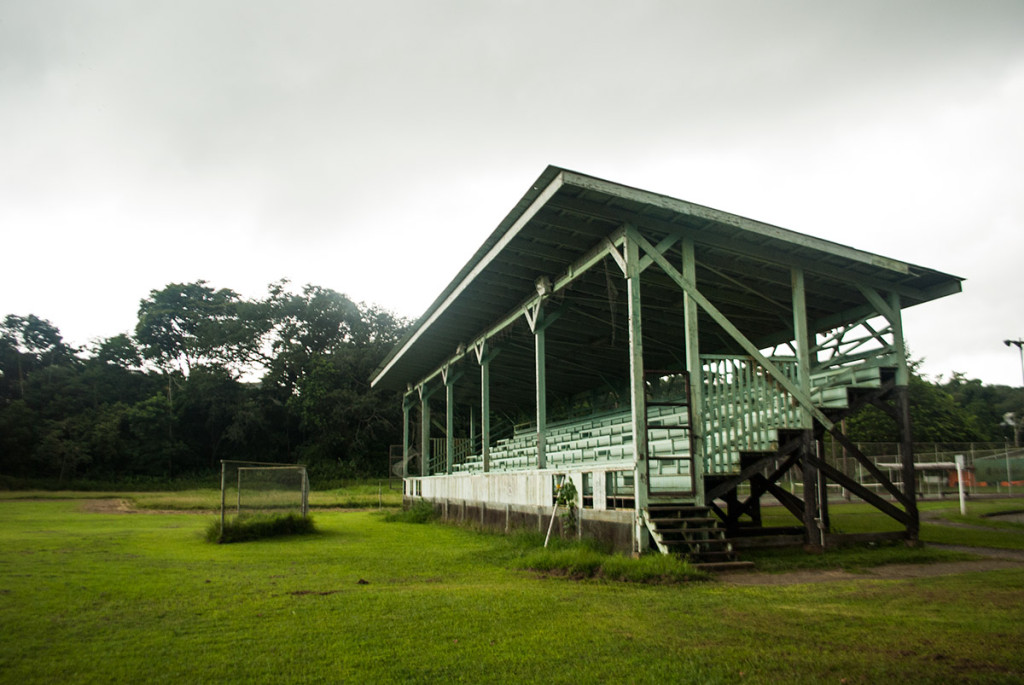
[{"left": 535, "top": 276, "right": 553, "bottom": 298}]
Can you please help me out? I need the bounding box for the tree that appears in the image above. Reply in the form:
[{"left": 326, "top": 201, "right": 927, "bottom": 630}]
[
  {"left": 95, "top": 333, "right": 144, "bottom": 370},
  {"left": 0, "top": 314, "right": 77, "bottom": 400},
  {"left": 135, "top": 281, "right": 256, "bottom": 376},
  {"left": 845, "top": 369, "right": 986, "bottom": 443},
  {"left": 0, "top": 283, "right": 410, "bottom": 483},
  {"left": 943, "top": 372, "right": 1024, "bottom": 445},
  {"left": 253, "top": 283, "right": 409, "bottom": 476}
]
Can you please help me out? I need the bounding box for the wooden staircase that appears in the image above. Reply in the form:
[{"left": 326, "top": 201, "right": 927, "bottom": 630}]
[{"left": 645, "top": 502, "right": 753, "bottom": 571}]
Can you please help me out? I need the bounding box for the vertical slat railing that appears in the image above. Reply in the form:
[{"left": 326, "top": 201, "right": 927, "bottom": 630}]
[{"left": 700, "top": 355, "right": 802, "bottom": 474}]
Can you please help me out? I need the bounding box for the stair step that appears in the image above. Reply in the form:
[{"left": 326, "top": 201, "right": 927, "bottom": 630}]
[
  {"left": 647, "top": 504, "right": 708, "bottom": 513},
  {"left": 657, "top": 529, "right": 729, "bottom": 538},
  {"left": 658, "top": 530, "right": 729, "bottom": 541},
  {"left": 692, "top": 560, "right": 756, "bottom": 573},
  {"left": 649, "top": 516, "right": 718, "bottom": 525},
  {"left": 646, "top": 502, "right": 745, "bottom": 565},
  {"left": 682, "top": 549, "right": 735, "bottom": 560}
]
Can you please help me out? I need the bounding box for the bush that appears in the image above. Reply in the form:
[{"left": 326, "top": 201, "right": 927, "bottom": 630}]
[
  {"left": 382, "top": 500, "right": 437, "bottom": 524},
  {"left": 513, "top": 542, "right": 709, "bottom": 584},
  {"left": 207, "top": 513, "right": 317, "bottom": 543}
]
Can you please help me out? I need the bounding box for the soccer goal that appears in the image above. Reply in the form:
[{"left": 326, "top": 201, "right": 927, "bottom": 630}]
[{"left": 219, "top": 460, "right": 310, "bottom": 533}]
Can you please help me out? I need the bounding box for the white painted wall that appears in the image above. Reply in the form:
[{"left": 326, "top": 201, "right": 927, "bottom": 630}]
[{"left": 407, "top": 463, "right": 632, "bottom": 510}]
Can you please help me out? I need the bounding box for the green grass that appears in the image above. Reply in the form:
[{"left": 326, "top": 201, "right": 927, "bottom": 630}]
[
  {"left": 756, "top": 497, "right": 1024, "bottom": 550},
  {"left": 2, "top": 499, "right": 1024, "bottom": 683},
  {"left": 0, "top": 481, "right": 404, "bottom": 510},
  {"left": 743, "top": 542, "right": 979, "bottom": 573}
]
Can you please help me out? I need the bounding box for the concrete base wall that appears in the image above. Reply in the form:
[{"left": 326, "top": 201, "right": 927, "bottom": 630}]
[
  {"left": 403, "top": 468, "right": 639, "bottom": 553},
  {"left": 406, "top": 495, "right": 636, "bottom": 553}
]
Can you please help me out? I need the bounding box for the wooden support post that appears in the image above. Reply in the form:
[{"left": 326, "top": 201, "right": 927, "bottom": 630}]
[
  {"left": 682, "top": 236, "right": 705, "bottom": 505},
  {"left": 792, "top": 267, "right": 822, "bottom": 548},
  {"left": 625, "top": 228, "right": 649, "bottom": 553},
  {"left": 419, "top": 384, "right": 432, "bottom": 477},
  {"left": 634, "top": 231, "right": 834, "bottom": 431},
  {"left": 792, "top": 267, "right": 813, "bottom": 429},
  {"left": 816, "top": 437, "right": 830, "bottom": 532},
  {"left": 402, "top": 393, "right": 413, "bottom": 479},
  {"left": 445, "top": 369, "right": 455, "bottom": 475},
  {"left": 896, "top": 385, "right": 919, "bottom": 540},
  {"left": 888, "top": 291, "right": 919, "bottom": 542},
  {"left": 534, "top": 309, "right": 547, "bottom": 470},
  {"left": 801, "top": 430, "right": 821, "bottom": 549},
  {"left": 478, "top": 344, "right": 492, "bottom": 473}
]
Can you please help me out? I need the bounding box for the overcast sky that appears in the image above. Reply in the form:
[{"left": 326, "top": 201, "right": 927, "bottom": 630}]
[{"left": 2, "top": 1, "right": 1022, "bottom": 385}]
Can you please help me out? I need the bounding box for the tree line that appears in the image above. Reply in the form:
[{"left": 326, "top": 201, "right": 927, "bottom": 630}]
[
  {"left": 1, "top": 280, "right": 1022, "bottom": 487},
  {"left": 845, "top": 366, "right": 1023, "bottom": 446},
  {"left": 0, "top": 281, "right": 409, "bottom": 485}
]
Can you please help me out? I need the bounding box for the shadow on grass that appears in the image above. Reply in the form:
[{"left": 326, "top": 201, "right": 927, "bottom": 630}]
[{"left": 207, "top": 513, "right": 318, "bottom": 543}]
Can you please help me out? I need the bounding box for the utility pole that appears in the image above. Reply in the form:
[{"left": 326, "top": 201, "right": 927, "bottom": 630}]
[
  {"left": 1005, "top": 339, "right": 1024, "bottom": 386},
  {"left": 1004, "top": 339, "right": 1024, "bottom": 448}
]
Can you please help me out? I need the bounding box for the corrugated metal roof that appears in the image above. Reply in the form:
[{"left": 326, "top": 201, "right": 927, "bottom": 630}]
[{"left": 371, "top": 166, "right": 962, "bottom": 408}]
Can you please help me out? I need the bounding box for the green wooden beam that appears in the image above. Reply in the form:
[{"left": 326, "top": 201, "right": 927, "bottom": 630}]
[
  {"left": 445, "top": 368, "right": 455, "bottom": 475},
  {"left": 682, "top": 235, "right": 706, "bottom": 505},
  {"left": 630, "top": 229, "right": 836, "bottom": 433},
  {"left": 372, "top": 172, "right": 567, "bottom": 388},
  {"left": 402, "top": 398, "right": 411, "bottom": 479},
  {"left": 419, "top": 386, "right": 431, "bottom": 478},
  {"left": 474, "top": 341, "right": 495, "bottom": 473},
  {"left": 792, "top": 267, "right": 813, "bottom": 429},
  {"left": 550, "top": 179, "right": 915, "bottom": 276},
  {"left": 405, "top": 229, "right": 627, "bottom": 396},
  {"left": 534, "top": 308, "right": 547, "bottom": 469},
  {"left": 624, "top": 229, "right": 649, "bottom": 552}
]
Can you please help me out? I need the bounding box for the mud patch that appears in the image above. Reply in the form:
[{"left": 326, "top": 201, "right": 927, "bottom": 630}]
[
  {"left": 77, "top": 499, "right": 135, "bottom": 514},
  {"left": 76, "top": 499, "right": 213, "bottom": 515}
]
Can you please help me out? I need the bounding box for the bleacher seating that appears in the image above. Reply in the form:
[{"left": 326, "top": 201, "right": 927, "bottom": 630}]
[{"left": 445, "top": 359, "right": 891, "bottom": 477}]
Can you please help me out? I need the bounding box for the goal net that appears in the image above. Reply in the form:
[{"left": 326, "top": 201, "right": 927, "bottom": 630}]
[{"left": 220, "top": 460, "right": 309, "bottom": 524}]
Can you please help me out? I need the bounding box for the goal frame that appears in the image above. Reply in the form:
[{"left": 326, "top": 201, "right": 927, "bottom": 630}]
[{"left": 219, "top": 460, "right": 310, "bottom": 534}]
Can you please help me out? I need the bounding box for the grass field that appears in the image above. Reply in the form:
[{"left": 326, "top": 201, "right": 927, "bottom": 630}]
[
  {"left": 2, "top": 496, "right": 1024, "bottom": 683},
  {"left": 0, "top": 480, "right": 404, "bottom": 510},
  {"left": 757, "top": 496, "right": 1024, "bottom": 550}
]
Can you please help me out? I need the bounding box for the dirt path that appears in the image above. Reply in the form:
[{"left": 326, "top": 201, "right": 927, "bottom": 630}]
[
  {"left": 75, "top": 499, "right": 214, "bottom": 515},
  {"left": 719, "top": 556, "right": 1024, "bottom": 586},
  {"left": 722, "top": 510, "right": 1024, "bottom": 586}
]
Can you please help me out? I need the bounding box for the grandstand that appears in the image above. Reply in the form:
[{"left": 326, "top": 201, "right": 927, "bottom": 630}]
[{"left": 370, "top": 167, "right": 963, "bottom": 562}]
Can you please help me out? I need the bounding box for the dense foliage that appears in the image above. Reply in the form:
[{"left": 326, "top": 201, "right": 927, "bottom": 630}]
[
  {"left": 843, "top": 363, "right": 1024, "bottom": 444},
  {"left": 0, "top": 281, "right": 408, "bottom": 485},
  {"left": 1, "top": 284, "right": 1022, "bottom": 487}
]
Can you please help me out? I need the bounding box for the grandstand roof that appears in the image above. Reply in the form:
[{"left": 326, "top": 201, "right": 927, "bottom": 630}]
[{"left": 371, "top": 166, "right": 962, "bottom": 408}]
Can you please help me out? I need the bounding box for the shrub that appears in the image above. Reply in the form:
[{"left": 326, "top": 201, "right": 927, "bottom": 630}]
[
  {"left": 514, "top": 542, "right": 709, "bottom": 583},
  {"left": 382, "top": 500, "right": 437, "bottom": 524}
]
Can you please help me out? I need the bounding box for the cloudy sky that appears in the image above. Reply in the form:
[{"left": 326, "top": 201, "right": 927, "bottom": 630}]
[{"left": 2, "top": 1, "right": 1023, "bottom": 385}]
